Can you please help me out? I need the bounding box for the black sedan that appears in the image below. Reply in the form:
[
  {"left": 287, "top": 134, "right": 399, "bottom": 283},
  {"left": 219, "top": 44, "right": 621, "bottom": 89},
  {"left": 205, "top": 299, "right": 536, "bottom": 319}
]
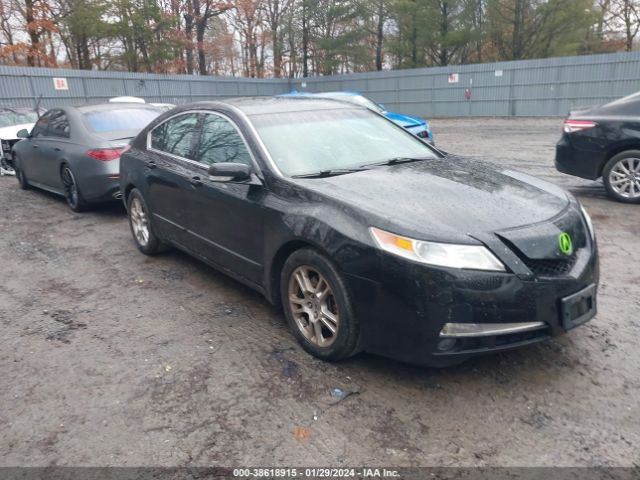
[
  {"left": 556, "top": 92, "right": 640, "bottom": 203},
  {"left": 13, "top": 103, "right": 161, "bottom": 211},
  {"left": 120, "top": 97, "right": 599, "bottom": 366}
]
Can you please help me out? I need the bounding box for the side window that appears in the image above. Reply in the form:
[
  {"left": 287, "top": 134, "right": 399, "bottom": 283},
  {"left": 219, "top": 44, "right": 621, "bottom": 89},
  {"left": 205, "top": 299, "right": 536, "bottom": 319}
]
[
  {"left": 48, "top": 111, "right": 70, "bottom": 138},
  {"left": 31, "top": 111, "right": 52, "bottom": 138},
  {"left": 150, "top": 113, "right": 199, "bottom": 159},
  {"left": 197, "top": 114, "right": 252, "bottom": 166}
]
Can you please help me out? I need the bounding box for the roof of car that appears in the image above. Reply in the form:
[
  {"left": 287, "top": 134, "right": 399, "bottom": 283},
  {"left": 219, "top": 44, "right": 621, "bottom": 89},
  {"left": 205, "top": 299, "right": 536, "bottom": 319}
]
[
  {"left": 183, "top": 96, "right": 358, "bottom": 116},
  {"left": 73, "top": 102, "right": 163, "bottom": 114}
]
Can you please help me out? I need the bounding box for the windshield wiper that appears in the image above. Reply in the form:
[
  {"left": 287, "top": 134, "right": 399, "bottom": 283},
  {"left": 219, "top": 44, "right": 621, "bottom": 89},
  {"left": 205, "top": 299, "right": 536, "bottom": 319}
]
[
  {"left": 291, "top": 168, "right": 365, "bottom": 179},
  {"left": 360, "top": 156, "right": 429, "bottom": 168}
]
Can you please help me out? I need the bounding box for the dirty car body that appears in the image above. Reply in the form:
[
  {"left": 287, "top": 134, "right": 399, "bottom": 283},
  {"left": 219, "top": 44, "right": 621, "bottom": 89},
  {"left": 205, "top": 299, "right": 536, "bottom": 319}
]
[{"left": 120, "top": 97, "right": 599, "bottom": 366}]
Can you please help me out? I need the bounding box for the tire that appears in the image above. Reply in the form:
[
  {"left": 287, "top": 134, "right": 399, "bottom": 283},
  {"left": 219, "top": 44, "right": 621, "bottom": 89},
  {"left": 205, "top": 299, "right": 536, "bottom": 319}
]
[
  {"left": 127, "top": 188, "right": 167, "bottom": 255},
  {"left": 14, "top": 157, "right": 30, "bottom": 190},
  {"left": 61, "top": 165, "right": 89, "bottom": 212},
  {"left": 280, "top": 247, "right": 361, "bottom": 361},
  {"left": 602, "top": 150, "right": 640, "bottom": 204}
]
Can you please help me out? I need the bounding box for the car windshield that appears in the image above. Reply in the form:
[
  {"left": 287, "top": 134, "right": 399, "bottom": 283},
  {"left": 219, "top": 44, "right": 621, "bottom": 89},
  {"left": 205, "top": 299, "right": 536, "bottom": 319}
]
[
  {"left": 0, "top": 109, "right": 39, "bottom": 128},
  {"left": 84, "top": 108, "right": 161, "bottom": 133},
  {"left": 251, "top": 108, "right": 437, "bottom": 176}
]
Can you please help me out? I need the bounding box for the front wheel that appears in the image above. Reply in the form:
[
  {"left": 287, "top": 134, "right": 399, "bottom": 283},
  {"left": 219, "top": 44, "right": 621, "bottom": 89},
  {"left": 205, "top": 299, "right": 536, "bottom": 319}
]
[
  {"left": 280, "top": 248, "right": 361, "bottom": 361},
  {"left": 127, "top": 188, "right": 167, "bottom": 255},
  {"left": 602, "top": 151, "right": 640, "bottom": 204},
  {"left": 15, "top": 157, "right": 30, "bottom": 189},
  {"left": 61, "top": 165, "right": 88, "bottom": 212}
]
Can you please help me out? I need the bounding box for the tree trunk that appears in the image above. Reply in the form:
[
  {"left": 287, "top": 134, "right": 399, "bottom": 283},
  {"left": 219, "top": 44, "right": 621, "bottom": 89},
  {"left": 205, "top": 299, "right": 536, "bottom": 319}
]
[
  {"left": 302, "top": 0, "right": 309, "bottom": 77},
  {"left": 375, "top": 0, "right": 384, "bottom": 70},
  {"left": 24, "top": 0, "right": 40, "bottom": 66},
  {"left": 184, "top": 10, "right": 195, "bottom": 74}
]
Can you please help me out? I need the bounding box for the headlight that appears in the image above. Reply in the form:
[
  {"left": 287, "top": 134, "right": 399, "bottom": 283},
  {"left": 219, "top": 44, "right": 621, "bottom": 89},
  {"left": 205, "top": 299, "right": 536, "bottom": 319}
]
[
  {"left": 580, "top": 204, "right": 595, "bottom": 241},
  {"left": 370, "top": 227, "right": 506, "bottom": 271}
]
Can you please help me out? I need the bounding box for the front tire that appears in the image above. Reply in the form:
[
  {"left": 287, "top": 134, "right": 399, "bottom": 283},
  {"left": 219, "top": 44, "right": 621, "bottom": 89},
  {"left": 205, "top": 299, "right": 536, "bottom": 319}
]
[
  {"left": 14, "top": 157, "right": 30, "bottom": 190},
  {"left": 61, "top": 165, "right": 88, "bottom": 212},
  {"left": 127, "top": 188, "right": 166, "bottom": 255},
  {"left": 602, "top": 151, "right": 640, "bottom": 204},
  {"left": 280, "top": 248, "right": 361, "bottom": 361}
]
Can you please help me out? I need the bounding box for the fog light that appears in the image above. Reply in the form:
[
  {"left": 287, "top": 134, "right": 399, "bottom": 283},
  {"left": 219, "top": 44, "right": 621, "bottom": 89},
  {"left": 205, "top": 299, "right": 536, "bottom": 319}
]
[{"left": 437, "top": 338, "right": 457, "bottom": 352}]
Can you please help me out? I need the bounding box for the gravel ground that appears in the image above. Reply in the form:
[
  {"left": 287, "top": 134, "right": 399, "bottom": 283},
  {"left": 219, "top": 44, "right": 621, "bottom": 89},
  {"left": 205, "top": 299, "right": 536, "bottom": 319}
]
[{"left": 0, "top": 117, "right": 639, "bottom": 468}]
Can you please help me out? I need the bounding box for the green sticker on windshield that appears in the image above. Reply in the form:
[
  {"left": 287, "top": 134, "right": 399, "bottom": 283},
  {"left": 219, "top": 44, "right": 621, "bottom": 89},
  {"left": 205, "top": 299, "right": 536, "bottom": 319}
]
[{"left": 559, "top": 232, "right": 573, "bottom": 255}]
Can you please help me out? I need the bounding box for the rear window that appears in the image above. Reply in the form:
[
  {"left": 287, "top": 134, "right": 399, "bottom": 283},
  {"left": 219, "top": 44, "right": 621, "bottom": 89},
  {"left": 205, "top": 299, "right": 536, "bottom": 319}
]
[{"left": 84, "top": 108, "right": 160, "bottom": 133}]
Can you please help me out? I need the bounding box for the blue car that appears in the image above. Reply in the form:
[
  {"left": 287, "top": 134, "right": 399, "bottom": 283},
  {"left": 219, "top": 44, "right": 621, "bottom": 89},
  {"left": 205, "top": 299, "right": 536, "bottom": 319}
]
[{"left": 280, "top": 91, "right": 434, "bottom": 143}]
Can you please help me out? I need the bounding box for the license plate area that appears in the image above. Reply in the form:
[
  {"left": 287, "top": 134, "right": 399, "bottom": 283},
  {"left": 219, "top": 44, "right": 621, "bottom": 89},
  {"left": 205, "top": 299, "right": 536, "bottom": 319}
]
[{"left": 560, "top": 284, "right": 597, "bottom": 330}]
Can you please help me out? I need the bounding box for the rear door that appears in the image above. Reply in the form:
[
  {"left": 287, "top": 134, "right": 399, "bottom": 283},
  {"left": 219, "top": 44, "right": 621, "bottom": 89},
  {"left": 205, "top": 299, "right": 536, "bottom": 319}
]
[
  {"left": 145, "top": 112, "right": 201, "bottom": 247},
  {"left": 38, "top": 109, "right": 72, "bottom": 188},
  {"left": 185, "top": 112, "right": 265, "bottom": 284}
]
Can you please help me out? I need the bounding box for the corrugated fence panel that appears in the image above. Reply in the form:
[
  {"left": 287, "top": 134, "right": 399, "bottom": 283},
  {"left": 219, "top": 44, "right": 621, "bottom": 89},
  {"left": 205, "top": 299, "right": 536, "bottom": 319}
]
[{"left": 2, "top": 51, "right": 640, "bottom": 116}]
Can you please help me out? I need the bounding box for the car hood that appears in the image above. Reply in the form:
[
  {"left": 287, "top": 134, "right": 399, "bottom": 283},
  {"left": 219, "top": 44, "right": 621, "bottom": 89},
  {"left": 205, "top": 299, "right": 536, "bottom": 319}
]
[
  {"left": 295, "top": 156, "right": 570, "bottom": 244},
  {"left": 384, "top": 111, "right": 426, "bottom": 129},
  {"left": 0, "top": 123, "right": 34, "bottom": 140}
]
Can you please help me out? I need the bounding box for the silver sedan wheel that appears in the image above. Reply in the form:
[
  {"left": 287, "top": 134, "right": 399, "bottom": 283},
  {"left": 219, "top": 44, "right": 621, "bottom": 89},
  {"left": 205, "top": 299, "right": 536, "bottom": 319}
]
[
  {"left": 288, "top": 265, "right": 339, "bottom": 348},
  {"left": 130, "top": 197, "right": 150, "bottom": 247},
  {"left": 609, "top": 157, "right": 640, "bottom": 199}
]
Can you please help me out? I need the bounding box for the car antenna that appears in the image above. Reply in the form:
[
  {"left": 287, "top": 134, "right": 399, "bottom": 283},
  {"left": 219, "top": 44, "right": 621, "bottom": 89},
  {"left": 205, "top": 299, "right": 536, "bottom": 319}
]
[{"left": 34, "top": 94, "right": 43, "bottom": 118}]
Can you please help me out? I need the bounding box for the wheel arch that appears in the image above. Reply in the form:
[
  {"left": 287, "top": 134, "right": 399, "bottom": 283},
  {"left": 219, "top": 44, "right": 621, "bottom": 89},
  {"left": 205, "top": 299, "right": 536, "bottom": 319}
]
[
  {"left": 266, "top": 239, "right": 333, "bottom": 306},
  {"left": 603, "top": 145, "right": 640, "bottom": 175}
]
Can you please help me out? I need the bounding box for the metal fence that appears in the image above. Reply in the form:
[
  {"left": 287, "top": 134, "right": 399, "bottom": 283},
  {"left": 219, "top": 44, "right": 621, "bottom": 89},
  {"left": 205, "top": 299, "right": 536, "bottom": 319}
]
[
  {"left": 2, "top": 51, "right": 640, "bottom": 116},
  {"left": 0, "top": 66, "right": 288, "bottom": 109}
]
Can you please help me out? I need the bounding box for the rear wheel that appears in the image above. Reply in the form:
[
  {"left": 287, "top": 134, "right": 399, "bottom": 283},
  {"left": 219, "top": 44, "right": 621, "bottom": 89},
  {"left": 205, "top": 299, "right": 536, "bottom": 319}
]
[
  {"left": 127, "top": 188, "right": 166, "bottom": 255},
  {"left": 281, "top": 248, "right": 361, "bottom": 361},
  {"left": 61, "top": 165, "right": 88, "bottom": 212},
  {"left": 602, "top": 151, "right": 640, "bottom": 204}
]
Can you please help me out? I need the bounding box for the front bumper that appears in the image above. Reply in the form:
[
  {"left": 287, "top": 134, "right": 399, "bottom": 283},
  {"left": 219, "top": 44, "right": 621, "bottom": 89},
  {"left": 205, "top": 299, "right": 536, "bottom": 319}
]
[{"left": 344, "top": 240, "right": 599, "bottom": 367}]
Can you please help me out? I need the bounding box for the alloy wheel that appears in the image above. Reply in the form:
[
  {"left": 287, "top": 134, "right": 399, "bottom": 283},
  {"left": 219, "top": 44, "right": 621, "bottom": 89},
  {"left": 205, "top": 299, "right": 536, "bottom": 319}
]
[
  {"left": 608, "top": 157, "right": 640, "bottom": 199},
  {"left": 61, "top": 167, "right": 79, "bottom": 208},
  {"left": 130, "top": 197, "right": 150, "bottom": 247},
  {"left": 288, "top": 265, "right": 339, "bottom": 348}
]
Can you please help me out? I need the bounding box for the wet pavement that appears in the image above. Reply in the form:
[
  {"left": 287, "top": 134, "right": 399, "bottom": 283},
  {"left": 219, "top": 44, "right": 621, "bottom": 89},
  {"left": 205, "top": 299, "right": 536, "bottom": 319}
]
[{"left": 0, "top": 117, "right": 638, "bottom": 467}]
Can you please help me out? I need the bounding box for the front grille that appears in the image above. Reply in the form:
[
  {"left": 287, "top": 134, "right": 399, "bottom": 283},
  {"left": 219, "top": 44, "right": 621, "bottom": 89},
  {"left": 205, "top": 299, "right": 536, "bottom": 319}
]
[{"left": 522, "top": 253, "right": 578, "bottom": 277}]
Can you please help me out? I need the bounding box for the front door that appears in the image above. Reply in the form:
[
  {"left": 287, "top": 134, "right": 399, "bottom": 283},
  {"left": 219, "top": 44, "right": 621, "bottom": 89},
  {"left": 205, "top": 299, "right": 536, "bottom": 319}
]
[{"left": 185, "top": 112, "right": 265, "bottom": 284}]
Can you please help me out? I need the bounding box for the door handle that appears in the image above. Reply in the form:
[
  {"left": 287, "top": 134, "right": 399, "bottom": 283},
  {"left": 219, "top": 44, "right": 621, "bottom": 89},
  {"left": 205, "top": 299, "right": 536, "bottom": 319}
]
[
  {"left": 146, "top": 160, "right": 156, "bottom": 169},
  {"left": 54, "top": 147, "right": 61, "bottom": 152},
  {"left": 190, "top": 176, "right": 203, "bottom": 187},
  {"left": 32, "top": 145, "right": 39, "bottom": 149}
]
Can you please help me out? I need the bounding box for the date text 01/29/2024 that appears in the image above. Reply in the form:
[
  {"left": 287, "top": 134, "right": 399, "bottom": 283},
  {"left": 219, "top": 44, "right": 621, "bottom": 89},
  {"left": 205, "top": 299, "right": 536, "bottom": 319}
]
[{"left": 232, "top": 468, "right": 401, "bottom": 478}]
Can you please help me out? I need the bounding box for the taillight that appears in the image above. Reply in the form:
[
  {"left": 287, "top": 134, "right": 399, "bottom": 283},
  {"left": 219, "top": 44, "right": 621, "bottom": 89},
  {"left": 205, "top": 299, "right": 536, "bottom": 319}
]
[
  {"left": 563, "top": 119, "right": 597, "bottom": 133},
  {"left": 86, "top": 148, "right": 125, "bottom": 161}
]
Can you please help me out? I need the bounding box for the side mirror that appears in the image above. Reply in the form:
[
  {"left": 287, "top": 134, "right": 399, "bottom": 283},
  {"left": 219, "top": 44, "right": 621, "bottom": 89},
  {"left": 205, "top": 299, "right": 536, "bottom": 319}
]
[
  {"left": 16, "top": 129, "right": 30, "bottom": 139},
  {"left": 208, "top": 162, "right": 251, "bottom": 182}
]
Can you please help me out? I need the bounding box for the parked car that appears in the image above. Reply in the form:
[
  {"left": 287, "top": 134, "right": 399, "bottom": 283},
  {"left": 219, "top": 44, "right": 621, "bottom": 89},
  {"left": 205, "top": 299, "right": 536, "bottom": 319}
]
[
  {"left": 0, "top": 107, "right": 44, "bottom": 175},
  {"left": 120, "top": 97, "right": 598, "bottom": 367},
  {"left": 281, "top": 91, "right": 434, "bottom": 143},
  {"left": 556, "top": 91, "right": 640, "bottom": 203},
  {"left": 13, "top": 103, "right": 162, "bottom": 211}
]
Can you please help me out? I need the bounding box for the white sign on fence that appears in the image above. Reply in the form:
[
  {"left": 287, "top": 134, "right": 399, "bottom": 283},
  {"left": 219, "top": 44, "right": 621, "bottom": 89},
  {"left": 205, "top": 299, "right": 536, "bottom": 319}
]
[
  {"left": 448, "top": 73, "right": 459, "bottom": 84},
  {"left": 53, "top": 77, "right": 69, "bottom": 90},
  {"left": 495, "top": 70, "right": 503, "bottom": 77}
]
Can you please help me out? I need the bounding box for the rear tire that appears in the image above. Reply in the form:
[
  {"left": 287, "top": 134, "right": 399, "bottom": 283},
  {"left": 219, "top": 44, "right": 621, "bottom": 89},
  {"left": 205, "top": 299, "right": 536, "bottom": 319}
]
[
  {"left": 127, "top": 188, "right": 167, "bottom": 255},
  {"left": 280, "top": 248, "right": 361, "bottom": 361},
  {"left": 61, "top": 165, "right": 89, "bottom": 212},
  {"left": 602, "top": 150, "right": 640, "bottom": 204}
]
